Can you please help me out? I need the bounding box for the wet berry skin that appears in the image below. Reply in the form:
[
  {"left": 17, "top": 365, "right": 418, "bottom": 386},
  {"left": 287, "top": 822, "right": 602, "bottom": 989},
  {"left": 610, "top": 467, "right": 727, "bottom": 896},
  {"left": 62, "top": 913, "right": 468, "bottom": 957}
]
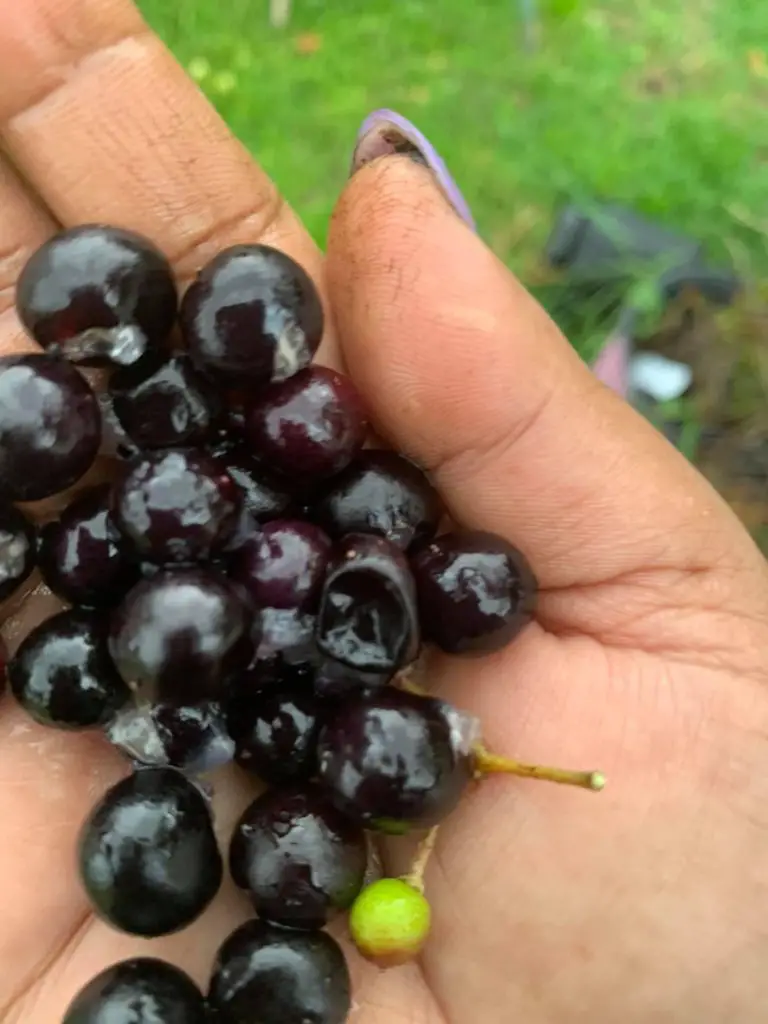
[
  {"left": 251, "top": 605, "right": 319, "bottom": 676},
  {"left": 0, "top": 505, "right": 36, "bottom": 602},
  {"left": 229, "top": 785, "right": 367, "bottom": 930},
  {"left": 229, "top": 519, "right": 331, "bottom": 611},
  {"left": 0, "top": 353, "right": 102, "bottom": 502},
  {"left": 109, "top": 569, "right": 254, "bottom": 704},
  {"left": 313, "top": 658, "right": 392, "bottom": 698},
  {"left": 213, "top": 443, "right": 296, "bottom": 523},
  {"left": 112, "top": 448, "right": 243, "bottom": 563},
  {"left": 180, "top": 244, "right": 324, "bottom": 387},
  {"left": 317, "top": 690, "right": 473, "bottom": 833},
  {"left": 78, "top": 767, "right": 223, "bottom": 937},
  {"left": 311, "top": 450, "right": 442, "bottom": 551},
  {"left": 16, "top": 225, "right": 177, "bottom": 366},
  {"left": 62, "top": 958, "right": 207, "bottom": 1024},
  {"left": 98, "top": 390, "right": 141, "bottom": 461},
  {"left": 208, "top": 919, "right": 351, "bottom": 1024},
  {"left": 109, "top": 352, "right": 223, "bottom": 449},
  {"left": 411, "top": 530, "right": 538, "bottom": 654},
  {"left": 38, "top": 485, "right": 139, "bottom": 608},
  {"left": 229, "top": 683, "right": 323, "bottom": 785},
  {"left": 107, "top": 699, "right": 235, "bottom": 774},
  {"left": 316, "top": 533, "right": 420, "bottom": 673},
  {"left": 8, "top": 609, "right": 130, "bottom": 729},
  {"left": 244, "top": 365, "right": 367, "bottom": 481}
]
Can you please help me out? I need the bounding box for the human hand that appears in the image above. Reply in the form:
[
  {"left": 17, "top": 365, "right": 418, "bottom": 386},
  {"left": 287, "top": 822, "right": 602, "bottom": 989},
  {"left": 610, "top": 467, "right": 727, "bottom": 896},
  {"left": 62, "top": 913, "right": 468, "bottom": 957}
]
[{"left": 1, "top": 3, "right": 768, "bottom": 1023}]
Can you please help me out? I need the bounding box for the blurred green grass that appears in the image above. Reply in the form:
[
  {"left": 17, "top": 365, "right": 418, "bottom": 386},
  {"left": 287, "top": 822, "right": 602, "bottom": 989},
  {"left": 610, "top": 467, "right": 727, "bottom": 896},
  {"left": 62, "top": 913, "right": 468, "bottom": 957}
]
[{"left": 137, "top": 0, "right": 768, "bottom": 273}]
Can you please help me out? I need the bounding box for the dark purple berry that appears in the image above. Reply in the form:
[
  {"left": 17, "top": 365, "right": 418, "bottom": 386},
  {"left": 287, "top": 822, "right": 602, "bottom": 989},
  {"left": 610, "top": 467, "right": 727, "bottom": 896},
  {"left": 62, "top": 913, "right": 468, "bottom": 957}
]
[
  {"left": 229, "top": 785, "right": 367, "bottom": 930},
  {"left": 0, "top": 354, "right": 101, "bottom": 502},
  {"left": 311, "top": 450, "right": 442, "bottom": 551},
  {"left": 244, "top": 366, "right": 367, "bottom": 481},
  {"left": 252, "top": 605, "right": 319, "bottom": 672},
  {"left": 313, "top": 658, "right": 392, "bottom": 699},
  {"left": 209, "top": 920, "right": 351, "bottom": 1024},
  {"left": 107, "top": 699, "right": 234, "bottom": 773},
  {"left": 214, "top": 443, "right": 296, "bottom": 522},
  {"left": 8, "top": 609, "right": 130, "bottom": 729},
  {"left": 38, "top": 484, "right": 139, "bottom": 607},
  {"left": 78, "top": 767, "right": 222, "bottom": 937},
  {"left": 229, "top": 683, "right": 322, "bottom": 785},
  {"left": 316, "top": 533, "right": 419, "bottom": 673},
  {"left": 112, "top": 449, "right": 243, "bottom": 563},
  {"left": 98, "top": 391, "right": 141, "bottom": 460},
  {"left": 62, "top": 958, "right": 207, "bottom": 1024},
  {"left": 229, "top": 519, "right": 330, "bottom": 611},
  {"left": 16, "top": 225, "right": 177, "bottom": 366},
  {"left": 0, "top": 505, "right": 36, "bottom": 601},
  {"left": 411, "top": 530, "right": 537, "bottom": 654},
  {"left": 317, "top": 689, "right": 474, "bottom": 833},
  {"left": 109, "top": 569, "right": 254, "bottom": 704},
  {"left": 109, "top": 352, "right": 223, "bottom": 449},
  {"left": 180, "top": 244, "right": 323, "bottom": 387},
  {"left": 226, "top": 657, "right": 315, "bottom": 716}
]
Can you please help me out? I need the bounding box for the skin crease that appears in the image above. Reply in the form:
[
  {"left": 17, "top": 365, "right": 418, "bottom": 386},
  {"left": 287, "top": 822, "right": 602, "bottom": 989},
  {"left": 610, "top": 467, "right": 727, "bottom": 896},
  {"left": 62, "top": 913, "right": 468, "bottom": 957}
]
[{"left": 0, "top": 2, "right": 766, "bottom": 1023}]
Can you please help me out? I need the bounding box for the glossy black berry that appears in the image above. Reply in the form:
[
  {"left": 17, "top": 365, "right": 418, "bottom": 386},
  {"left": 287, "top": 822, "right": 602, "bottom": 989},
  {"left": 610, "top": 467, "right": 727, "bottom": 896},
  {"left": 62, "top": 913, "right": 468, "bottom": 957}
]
[
  {"left": 112, "top": 448, "right": 243, "bottom": 563},
  {"left": 0, "top": 354, "right": 101, "bottom": 502},
  {"left": 0, "top": 505, "right": 36, "bottom": 601},
  {"left": 181, "top": 244, "right": 324, "bottom": 387},
  {"left": 62, "top": 958, "right": 207, "bottom": 1024},
  {"left": 9, "top": 609, "right": 130, "bottom": 729},
  {"left": 311, "top": 450, "right": 442, "bottom": 551},
  {"left": 107, "top": 699, "right": 234, "bottom": 773},
  {"left": 208, "top": 920, "right": 351, "bottom": 1024},
  {"left": 226, "top": 655, "right": 315, "bottom": 711},
  {"left": 214, "top": 443, "right": 296, "bottom": 523},
  {"left": 229, "top": 785, "right": 367, "bottom": 930},
  {"left": 313, "top": 658, "right": 392, "bottom": 699},
  {"left": 38, "top": 485, "right": 139, "bottom": 607},
  {"left": 109, "top": 352, "right": 223, "bottom": 449},
  {"left": 317, "top": 689, "right": 474, "bottom": 832},
  {"left": 244, "top": 365, "right": 367, "bottom": 481},
  {"left": 98, "top": 391, "right": 141, "bottom": 460},
  {"left": 251, "top": 605, "right": 319, "bottom": 675},
  {"left": 16, "top": 225, "right": 177, "bottom": 366},
  {"left": 109, "top": 569, "right": 254, "bottom": 704},
  {"left": 229, "top": 519, "right": 331, "bottom": 611},
  {"left": 78, "top": 767, "right": 222, "bottom": 937},
  {"left": 229, "top": 683, "right": 322, "bottom": 785},
  {"left": 316, "top": 533, "right": 419, "bottom": 673},
  {"left": 411, "top": 530, "right": 538, "bottom": 654}
]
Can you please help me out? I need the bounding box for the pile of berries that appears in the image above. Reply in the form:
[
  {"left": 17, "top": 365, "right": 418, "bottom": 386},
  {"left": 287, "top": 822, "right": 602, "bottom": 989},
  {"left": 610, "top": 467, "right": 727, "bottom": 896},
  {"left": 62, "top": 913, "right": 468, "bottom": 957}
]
[{"left": 0, "top": 226, "right": 603, "bottom": 1024}]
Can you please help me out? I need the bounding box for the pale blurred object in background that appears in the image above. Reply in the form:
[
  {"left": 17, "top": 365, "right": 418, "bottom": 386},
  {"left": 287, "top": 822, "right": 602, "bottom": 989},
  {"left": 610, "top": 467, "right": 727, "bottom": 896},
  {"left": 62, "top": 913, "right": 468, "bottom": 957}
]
[{"left": 270, "top": 0, "right": 291, "bottom": 28}]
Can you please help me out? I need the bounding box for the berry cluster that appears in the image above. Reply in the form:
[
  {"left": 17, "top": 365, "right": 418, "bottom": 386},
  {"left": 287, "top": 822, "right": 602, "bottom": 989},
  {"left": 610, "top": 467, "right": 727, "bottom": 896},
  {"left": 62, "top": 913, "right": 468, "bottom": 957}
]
[{"left": 1, "top": 226, "right": 603, "bottom": 1024}]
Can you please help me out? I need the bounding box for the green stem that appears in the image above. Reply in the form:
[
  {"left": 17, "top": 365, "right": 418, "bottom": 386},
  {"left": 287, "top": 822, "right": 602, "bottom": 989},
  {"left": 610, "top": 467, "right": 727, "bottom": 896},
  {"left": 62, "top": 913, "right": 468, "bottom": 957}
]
[{"left": 474, "top": 744, "right": 605, "bottom": 792}]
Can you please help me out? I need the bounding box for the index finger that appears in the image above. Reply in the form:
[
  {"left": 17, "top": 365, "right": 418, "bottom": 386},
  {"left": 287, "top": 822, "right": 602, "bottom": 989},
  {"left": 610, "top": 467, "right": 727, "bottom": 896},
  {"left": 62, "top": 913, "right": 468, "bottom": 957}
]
[{"left": 0, "top": 0, "right": 341, "bottom": 368}]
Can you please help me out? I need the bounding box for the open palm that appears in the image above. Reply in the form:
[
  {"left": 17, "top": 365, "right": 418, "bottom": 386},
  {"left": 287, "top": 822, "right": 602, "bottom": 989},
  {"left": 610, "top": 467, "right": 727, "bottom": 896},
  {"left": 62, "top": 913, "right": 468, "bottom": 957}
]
[{"left": 2, "top": 3, "right": 768, "bottom": 1022}]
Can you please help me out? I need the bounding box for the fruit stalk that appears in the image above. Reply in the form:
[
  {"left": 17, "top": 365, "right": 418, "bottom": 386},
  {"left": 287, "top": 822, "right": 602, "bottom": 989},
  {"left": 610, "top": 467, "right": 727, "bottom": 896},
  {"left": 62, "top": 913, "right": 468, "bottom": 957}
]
[
  {"left": 403, "top": 826, "right": 440, "bottom": 894},
  {"left": 473, "top": 744, "right": 605, "bottom": 791}
]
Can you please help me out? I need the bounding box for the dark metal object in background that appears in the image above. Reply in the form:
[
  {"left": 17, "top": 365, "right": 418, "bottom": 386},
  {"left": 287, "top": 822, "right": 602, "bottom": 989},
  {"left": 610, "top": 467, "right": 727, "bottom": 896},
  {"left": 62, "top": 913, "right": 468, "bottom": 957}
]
[
  {"left": 545, "top": 202, "right": 740, "bottom": 306},
  {"left": 543, "top": 202, "right": 741, "bottom": 395}
]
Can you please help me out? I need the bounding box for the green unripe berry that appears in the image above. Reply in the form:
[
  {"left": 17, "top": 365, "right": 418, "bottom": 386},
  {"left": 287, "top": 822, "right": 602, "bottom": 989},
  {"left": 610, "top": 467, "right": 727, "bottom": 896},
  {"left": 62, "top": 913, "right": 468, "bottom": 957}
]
[{"left": 349, "top": 878, "right": 431, "bottom": 967}]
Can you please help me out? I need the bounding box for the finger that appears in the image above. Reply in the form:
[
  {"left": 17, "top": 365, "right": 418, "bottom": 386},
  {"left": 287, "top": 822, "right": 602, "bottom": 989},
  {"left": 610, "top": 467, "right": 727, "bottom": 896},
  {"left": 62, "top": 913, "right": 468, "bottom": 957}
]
[
  {"left": 0, "top": 156, "right": 56, "bottom": 353},
  {"left": 0, "top": 0, "right": 340, "bottom": 368},
  {"left": 327, "top": 156, "right": 766, "bottom": 637}
]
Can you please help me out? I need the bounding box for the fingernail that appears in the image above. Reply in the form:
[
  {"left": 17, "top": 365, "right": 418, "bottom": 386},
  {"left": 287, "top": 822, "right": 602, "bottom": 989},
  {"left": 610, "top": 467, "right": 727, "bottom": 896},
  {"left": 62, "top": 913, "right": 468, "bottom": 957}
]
[{"left": 351, "top": 109, "right": 475, "bottom": 230}]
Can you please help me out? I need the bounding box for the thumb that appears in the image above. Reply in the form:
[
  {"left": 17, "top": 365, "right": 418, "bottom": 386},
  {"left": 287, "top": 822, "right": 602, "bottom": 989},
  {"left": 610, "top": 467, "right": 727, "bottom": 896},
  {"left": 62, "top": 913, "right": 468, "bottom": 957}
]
[{"left": 326, "top": 131, "right": 764, "bottom": 625}]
